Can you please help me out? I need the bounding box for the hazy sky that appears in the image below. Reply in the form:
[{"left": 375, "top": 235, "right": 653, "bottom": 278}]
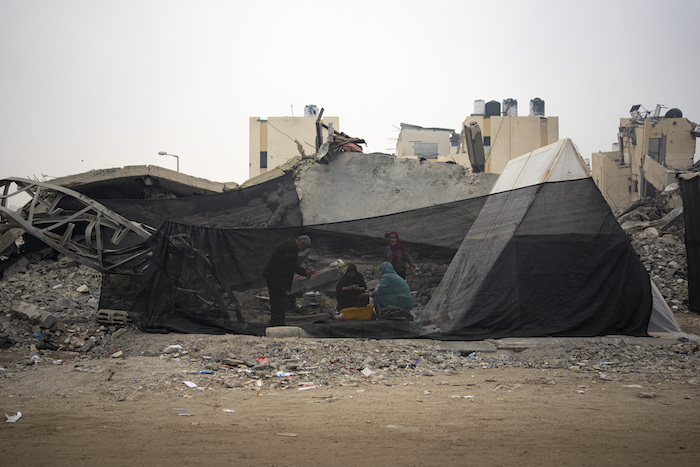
[{"left": 1, "top": 0, "right": 698, "bottom": 185}]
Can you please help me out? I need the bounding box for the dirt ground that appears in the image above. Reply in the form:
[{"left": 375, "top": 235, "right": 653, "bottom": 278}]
[{"left": 2, "top": 331, "right": 700, "bottom": 467}]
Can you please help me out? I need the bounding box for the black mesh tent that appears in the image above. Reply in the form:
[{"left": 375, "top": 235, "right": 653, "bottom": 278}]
[
  {"left": 125, "top": 197, "right": 488, "bottom": 337},
  {"left": 423, "top": 178, "right": 653, "bottom": 338},
  {"left": 424, "top": 139, "right": 680, "bottom": 339}
]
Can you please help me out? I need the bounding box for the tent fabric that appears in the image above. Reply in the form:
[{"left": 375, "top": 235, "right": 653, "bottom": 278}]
[
  {"left": 424, "top": 178, "right": 654, "bottom": 339},
  {"left": 490, "top": 138, "right": 590, "bottom": 194},
  {"left": 126, "top": 220, "right": 455, "bottom": 335},
  {"left": 99, "top": 171, "right": 303, "bottom": 229},
  {"left": 679, "top": 173, "right": 700, "bottom": 313},
  {"left": 103, "top": 196, "right": 488, "bottom": 314}
]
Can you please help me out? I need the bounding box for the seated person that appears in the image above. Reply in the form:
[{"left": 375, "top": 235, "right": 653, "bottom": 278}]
[
  {"left": 335, "top": 263, "right": 369, "bottom": 311},
  {"left": 371, "top": 262, "right": 414, "bottom": 312}
]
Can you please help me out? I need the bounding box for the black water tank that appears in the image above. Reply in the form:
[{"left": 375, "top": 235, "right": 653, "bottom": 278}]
[
  {"left": 485, "top": 100, "right": 501, "bottom": 117},
  {"left": 665, "top": 108, "right": 683, "bottom": 118}
]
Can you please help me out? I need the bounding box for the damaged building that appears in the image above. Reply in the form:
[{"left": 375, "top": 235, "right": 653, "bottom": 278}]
[
  {"left": 591, "top": 104, "right": 699, "bottom": 212},
  {"left": 248, "top": 105, "right": 340, "bottom": 179}
]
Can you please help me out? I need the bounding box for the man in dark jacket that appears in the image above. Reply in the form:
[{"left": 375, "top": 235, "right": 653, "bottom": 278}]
[{"left": 263, "top": 235, "right": 312, "bottom": 326}]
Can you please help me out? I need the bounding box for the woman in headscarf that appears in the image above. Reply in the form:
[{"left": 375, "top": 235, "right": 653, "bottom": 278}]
[
  {"left": 383, "top": 231, "right": 414, "bottom": 279},
  {"left": 371, "top": 262, "right": 413, "bottom": 312},
  {"left": 335, "top": 263, "right": 369, "bottom": 311}
]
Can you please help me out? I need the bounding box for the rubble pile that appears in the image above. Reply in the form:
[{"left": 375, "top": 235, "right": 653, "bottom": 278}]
[
  {"left": 618, "top": 192, "right": 689, "bottom": 312},
  {"left": 0, "top": 253, "right": 105, "bottom": 352}
]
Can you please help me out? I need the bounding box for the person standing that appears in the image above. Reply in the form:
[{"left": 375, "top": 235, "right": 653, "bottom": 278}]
[
  {"left": 263, "top": 235, "right": 313, "bottom": 326},
  {"left": 383, "top": 231, "right": 414, "bottom": 279}
]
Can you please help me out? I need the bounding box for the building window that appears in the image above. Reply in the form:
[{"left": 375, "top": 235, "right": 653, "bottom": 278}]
[
  {"left": 260, "top": 151, "right": 268, "bottom": 169},
  {"left": 413, "top": 142, "right": 439, "bottom": 158},
  {"left": 483, "top": 136, "right": 491, "bottom": 146},
  {"left": 648, "top": 137, "right": 666, "bottom": 165}
]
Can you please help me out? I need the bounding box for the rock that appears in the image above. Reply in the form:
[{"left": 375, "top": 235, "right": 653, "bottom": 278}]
[
  {"left": 40, "top": 314, "right": 58, "bottom": 329},
  {"left": 76, "top": 285, "right": 90, "bottom": 293},
  {"left": 11, "top": 301, "right": 44, "bottom": 323}
]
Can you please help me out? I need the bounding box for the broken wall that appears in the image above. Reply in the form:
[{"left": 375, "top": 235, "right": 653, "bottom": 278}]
[{"left": 295, "top": 152, "right": 498, "bottom": 225}]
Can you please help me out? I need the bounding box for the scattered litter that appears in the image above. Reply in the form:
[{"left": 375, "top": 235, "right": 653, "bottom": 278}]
[
  {"left": 600, "top": 361, "right": 619, "bottom": 365},
  {"left": 171, "top": 408, "right": 188, "bottom": 411},
  {"left": 223, "top": 409, "right": 236, "bottom": 413},
  {"left": 622, "top": 385, "right": 643, "bottom": 388},
  {"left": 276, "top": 371, "right": 293, "bottom": 377},
  {"left": 572, "top": 390, "right": 585, "bottom": 394},
  {"left": 299, "top": 386, "right": 316, "bottom": 391},
  {"left": 183, "top": 381, "right": 198, "bottom": 388},
  {"left": 638, "top": 392, "right": 657, "bottom": 399},
  {"left": 277, "top": 432, "right": 298, "bottom": 437},
  {"left": 255, "top": 356, "right": 270, "bottom": 366},
  {"left": 361, "top": 368, "right": 374, "bottom": 377},
  {"left": 5, "top": 412, "right": 22, "bottom": 423},
  {"left": 200, "top": 370, "right": 215, "bottom": 374}
]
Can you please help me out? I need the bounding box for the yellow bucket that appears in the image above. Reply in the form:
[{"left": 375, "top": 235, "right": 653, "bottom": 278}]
[{"left": 340, "top": 304, "right": 374, "bottom": 320}]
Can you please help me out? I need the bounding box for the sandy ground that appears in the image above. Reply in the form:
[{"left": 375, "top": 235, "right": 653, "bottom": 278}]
[{"left": 2, "top": 331, "right": 700, "bottom": 467}]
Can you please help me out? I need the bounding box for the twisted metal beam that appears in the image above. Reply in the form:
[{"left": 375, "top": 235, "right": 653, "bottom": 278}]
[{"left": 0, "top": 178, "right": 155, "bottom": 274}]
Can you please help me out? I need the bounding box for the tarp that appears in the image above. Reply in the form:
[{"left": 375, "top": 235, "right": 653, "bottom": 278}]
[
  {"left": 424, "top": 139, "right": 681, "bottom": 339},
  {"left": 424, "top": 178, "right": 654, "bottom": 338},
  {"left": 679, "top": 173, "right": 700, "bottom": 313}
]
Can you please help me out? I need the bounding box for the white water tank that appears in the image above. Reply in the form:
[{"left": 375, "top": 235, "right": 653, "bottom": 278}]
[
  {"left": 304, "top": 105, "right": 319, "bottom": 117},
  {"left": 473, "top": 99, "right": 485, "bottom": 115}
]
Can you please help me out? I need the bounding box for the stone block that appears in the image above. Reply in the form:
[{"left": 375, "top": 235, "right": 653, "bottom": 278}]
[
  {"left": 265, "top": 326, "right": 314, "bottom": 338},
  {"left": 11, "top": 301, "right": 44, "bottom": 323}
]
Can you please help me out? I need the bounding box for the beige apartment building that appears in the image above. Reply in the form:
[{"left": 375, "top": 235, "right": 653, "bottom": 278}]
[
  {"left": 249, "top": 107, "right": 339, "bottom": 179},
  {"left": 591, "top": 105, "right": 698, "bottom": 211},
  {"left": 395, "top": 123, "right": 460, "bottom": 160},
  {"left": 396, "top": 98, "right": 558, "bottom": 174}
]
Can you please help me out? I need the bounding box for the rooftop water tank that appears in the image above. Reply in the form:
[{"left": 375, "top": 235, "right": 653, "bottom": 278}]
[
  {"left": 473, "top": 99, "right": 485, "bottom": 116},
  {"left": 485, "top": 100, "right": 501, "bottom": 118},
  {"left": 665, "top": 108, "right": 683, "bottom": 118},
  {"left": 304, "top": 105, "right": 319, "bottom": 117},
  {"left": 529, "top": 98, "right": 545, "bottom": 117},
  {"left": 503, "top": 98, "right": 518, "bottom": 116}
]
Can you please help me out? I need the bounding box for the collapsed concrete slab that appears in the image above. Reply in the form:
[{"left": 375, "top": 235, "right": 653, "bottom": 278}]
[
  {"left": 293, "top": 153, "right": 497, "bottom": 224},
  {"left": 50, "top": 165, "right": 239, "bottom": 199}
]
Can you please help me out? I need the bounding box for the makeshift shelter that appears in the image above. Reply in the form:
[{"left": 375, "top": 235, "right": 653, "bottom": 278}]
[
  {"left": 125, "top": 200, "right": 487, "bottom": 337},
  {"left": 124, "top": 138, "right": 681, "bottom": 339},
  {"left": 424, "top": 138, "right": 682, "bottom": 339}
]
